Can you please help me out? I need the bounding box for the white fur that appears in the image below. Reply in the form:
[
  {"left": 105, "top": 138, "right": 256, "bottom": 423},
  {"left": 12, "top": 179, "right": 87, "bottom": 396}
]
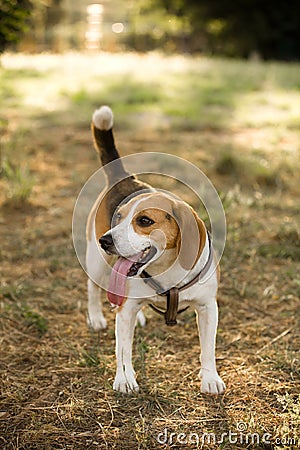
[
  {"left": 92, "top": 106, "right": 113, "bottom": 130},
  {"left": 86, "top": 218, "right": 146, "bottom": 331},
  {"left": 86, "top": 192, "right": 225, "bottom": 395}
]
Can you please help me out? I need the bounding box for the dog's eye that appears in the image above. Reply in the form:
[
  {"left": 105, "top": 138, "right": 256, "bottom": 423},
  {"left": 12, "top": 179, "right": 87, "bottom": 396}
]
[{"left": 136, "top": 216, "right": 155, "bottom": 227}]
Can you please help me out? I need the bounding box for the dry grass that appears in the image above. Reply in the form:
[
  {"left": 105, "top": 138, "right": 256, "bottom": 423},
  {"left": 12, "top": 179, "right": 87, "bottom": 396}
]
[{"left": 0, "top": 53, "right": 299, "bottom": 449}]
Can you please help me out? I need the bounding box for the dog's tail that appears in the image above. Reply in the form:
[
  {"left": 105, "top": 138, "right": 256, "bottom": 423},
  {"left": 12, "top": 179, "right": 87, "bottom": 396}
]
[{"left": 92, "top": 106, "right": 129, "bottom": 184}]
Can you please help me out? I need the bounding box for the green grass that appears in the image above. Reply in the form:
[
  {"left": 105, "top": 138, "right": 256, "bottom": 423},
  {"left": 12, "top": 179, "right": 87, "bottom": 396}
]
[
  {"left": 0, "top": 281, "right": 31, "bottom": 301},
  {"left": 1, "top": 53, "right": 299, "bottom": 193},
  {"left": 215, "top": 149, "right": 281, "bottom": 187},
  {"left": 21, "top": 306, "right": 48, "bottom": 336},
  {"left": 1, "top": 53, "right": 300, "bottom": 128},
  {"left": 258, "top": 226, "right": 300, "bottom": 261},
  {"left": 2, "top": 159, "right": 34, "bottom": 205}
]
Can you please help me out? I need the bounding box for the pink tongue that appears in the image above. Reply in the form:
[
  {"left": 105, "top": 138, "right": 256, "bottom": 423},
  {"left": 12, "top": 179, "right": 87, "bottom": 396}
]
[{"left": 108, "top": 253, "right": 143, "bottom": 306}]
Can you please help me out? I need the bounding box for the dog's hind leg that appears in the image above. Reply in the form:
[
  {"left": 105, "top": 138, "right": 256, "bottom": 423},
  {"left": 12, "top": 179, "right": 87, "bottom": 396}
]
[{"left": 136, "top": 310, "right": 146, "bottom": 327}]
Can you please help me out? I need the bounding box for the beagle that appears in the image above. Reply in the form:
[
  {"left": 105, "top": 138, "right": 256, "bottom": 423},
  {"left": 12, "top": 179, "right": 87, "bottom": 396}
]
[{"left": 85, "top": 106, "right": 225, "bottom": 395}]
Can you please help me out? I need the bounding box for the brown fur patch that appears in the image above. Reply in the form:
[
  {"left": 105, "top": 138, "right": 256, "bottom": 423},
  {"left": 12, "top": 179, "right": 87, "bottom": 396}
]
[
  {"left": 115, "top": 192, "right": 207, "bottom": 269},
  {"left": 132, "top": 207, "right": 179, "bottom": 249},
  {"left": 86, "top": 191, "right": 109, "bottom": 241},
  {"left": 172, "top": 200, "right": 207, "bottom": 270},
  {"left": 91, "top": 177, "right": 152, "bottom": 241},
  {"left": 92, "top": 188, "right": 207, "bottom": 272}
]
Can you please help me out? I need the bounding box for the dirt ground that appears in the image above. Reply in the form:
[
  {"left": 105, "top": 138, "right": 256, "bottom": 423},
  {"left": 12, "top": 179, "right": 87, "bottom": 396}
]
[{"left": 0, "top": 53, "right": 299, "bottom": 449}]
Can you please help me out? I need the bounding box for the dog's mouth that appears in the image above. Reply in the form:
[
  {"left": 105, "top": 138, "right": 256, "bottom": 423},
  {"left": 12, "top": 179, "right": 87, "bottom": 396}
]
[
  {"left": 108, "top": 246, "right": 157, "bottom": 306},
  {"left": 126, "top": 246, "right": 157, "bottom": 277}
]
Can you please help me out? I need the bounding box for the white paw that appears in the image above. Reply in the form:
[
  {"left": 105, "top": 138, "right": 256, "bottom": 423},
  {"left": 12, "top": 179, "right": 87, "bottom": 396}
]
[
  {"left": 200, "top": 370, "right": 226, "bottom": 395},
  {"left": 113, "top": 371, "right": 139, "bottom": 394},
  {"left": 87, "top": 314, "right": 107, "bottom": 331},
  {"left": 136, "top": 310, "right": 146, "bottom": 327}
]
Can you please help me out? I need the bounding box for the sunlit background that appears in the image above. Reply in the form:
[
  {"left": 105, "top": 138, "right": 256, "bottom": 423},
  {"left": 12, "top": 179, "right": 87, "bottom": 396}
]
[{"left": 2, "top": 0, "right": 300, "bottom": 58}]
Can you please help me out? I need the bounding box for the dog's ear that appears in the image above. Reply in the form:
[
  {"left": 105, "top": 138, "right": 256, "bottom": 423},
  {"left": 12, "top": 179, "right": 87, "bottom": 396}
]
[{"left": 172, "top": 201, "right": 207, "bottom": 271}]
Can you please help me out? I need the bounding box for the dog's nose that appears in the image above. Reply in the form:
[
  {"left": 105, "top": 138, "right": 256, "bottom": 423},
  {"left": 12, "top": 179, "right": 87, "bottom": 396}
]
[{"left": 99, "top": 234, "right": 114, "bottom": 251}]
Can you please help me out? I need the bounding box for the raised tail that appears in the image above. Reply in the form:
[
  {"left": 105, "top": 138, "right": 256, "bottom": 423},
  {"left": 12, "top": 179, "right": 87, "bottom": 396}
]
[{"left": 92, "top": 106, "right": 129, "bottom": 185}]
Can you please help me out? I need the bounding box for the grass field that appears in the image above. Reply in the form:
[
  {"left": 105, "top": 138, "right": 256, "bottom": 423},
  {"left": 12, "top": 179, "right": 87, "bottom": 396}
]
[{"left": 0, "top": 52, "right": 299, "bottom": 449}]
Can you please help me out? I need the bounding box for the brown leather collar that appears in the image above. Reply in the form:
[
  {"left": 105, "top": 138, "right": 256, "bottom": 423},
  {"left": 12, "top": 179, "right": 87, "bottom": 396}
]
[{"left": 141, "top": 232, "right": 213, "bottom": 326}]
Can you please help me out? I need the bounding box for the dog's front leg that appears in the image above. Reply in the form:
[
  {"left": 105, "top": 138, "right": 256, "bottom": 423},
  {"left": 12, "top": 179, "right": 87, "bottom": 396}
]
[
  {"left": 113, "top": 300, "right": 141, "bottom": 394},
  {"left": 195, "top": 301, "right": 225, "bottom": 395},
  {"left": 87, "top": 279, "right": 107, "bottom": 331}
]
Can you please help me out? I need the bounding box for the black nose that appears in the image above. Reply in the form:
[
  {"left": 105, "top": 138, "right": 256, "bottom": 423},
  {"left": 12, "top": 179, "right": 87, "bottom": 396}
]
[{"left": 99, "top": 234, "right": 114, "bottom": 251}]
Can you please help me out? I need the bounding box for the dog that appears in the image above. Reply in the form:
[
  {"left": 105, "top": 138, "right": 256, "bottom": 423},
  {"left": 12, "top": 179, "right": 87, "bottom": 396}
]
[{"left": 85, "top": 106, "right": 225, "bottom": 395}]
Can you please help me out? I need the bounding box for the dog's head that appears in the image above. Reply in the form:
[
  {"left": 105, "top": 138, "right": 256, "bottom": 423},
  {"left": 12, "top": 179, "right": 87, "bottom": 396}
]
[{"left": 99, "top": 192, "right": 207, "bottom": 305}]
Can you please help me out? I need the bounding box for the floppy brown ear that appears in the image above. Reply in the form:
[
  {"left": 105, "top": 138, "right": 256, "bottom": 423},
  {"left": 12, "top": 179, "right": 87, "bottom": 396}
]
[{"left": 172, "top": 201, "right": 207, "bottom": 271}]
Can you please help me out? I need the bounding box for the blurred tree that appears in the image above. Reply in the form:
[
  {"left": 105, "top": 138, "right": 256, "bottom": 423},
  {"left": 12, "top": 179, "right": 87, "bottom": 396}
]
[
  {"left": 3, "top": 0, "right": 299, "bottom": 59},
  {"left": 157, "top": 0, "right": 300, "bottom": 60},
  {"left": 122, "top": 0, "right": 191, "bottom": 53},
  {"left": 0, "top": 0, "right": 32, "bottom": 53},
  {"left": 18, "top": 0, "right": 66, "bottom": 52}
]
